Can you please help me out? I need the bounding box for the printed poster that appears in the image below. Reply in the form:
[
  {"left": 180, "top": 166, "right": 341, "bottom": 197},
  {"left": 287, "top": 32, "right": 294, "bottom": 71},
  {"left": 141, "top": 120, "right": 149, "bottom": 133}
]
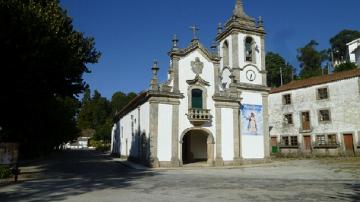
[{"left": 241, "top": 104, "right": 263, "bottom": 136}]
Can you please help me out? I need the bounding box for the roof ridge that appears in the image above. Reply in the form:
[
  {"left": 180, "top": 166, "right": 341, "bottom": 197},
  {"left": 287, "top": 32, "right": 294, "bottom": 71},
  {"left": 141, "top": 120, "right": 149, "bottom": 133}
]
[{"left": 271, "top": 68, "right": 360, "bottom": 94}]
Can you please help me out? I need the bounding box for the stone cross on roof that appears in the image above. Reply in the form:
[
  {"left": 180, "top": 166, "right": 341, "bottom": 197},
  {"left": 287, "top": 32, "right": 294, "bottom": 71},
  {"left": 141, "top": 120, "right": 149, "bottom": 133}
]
[{"left": 189, "top": 25, "right": 200, "bottom": 41}]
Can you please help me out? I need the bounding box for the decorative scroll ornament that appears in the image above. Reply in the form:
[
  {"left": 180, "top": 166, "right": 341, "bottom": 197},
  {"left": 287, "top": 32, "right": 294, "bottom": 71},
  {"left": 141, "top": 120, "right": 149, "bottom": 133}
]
[
  {"left": 191, "top": 57, "right": 204, "bottom": 75},
  {"left": 186, "top": 75, "right": 210, "bottom": 86}
]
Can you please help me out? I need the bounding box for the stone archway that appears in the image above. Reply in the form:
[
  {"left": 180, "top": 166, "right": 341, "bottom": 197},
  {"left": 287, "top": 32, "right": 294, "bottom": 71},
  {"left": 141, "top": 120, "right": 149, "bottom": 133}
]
[{"left": 180, "top": 128, "right": 215, "bottom": 166}]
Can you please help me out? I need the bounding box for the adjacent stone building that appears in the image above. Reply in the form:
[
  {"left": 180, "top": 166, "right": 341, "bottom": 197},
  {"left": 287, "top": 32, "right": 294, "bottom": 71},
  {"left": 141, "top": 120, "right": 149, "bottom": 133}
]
[
  {"left": 111, "top": 0, "right": 270, "bottom": 167},
  {"left": 269, "top": 69, "right": 360, "bottom": 157},
  {"left": 348, "top": 38, "right": 360, "bottom": 68}
]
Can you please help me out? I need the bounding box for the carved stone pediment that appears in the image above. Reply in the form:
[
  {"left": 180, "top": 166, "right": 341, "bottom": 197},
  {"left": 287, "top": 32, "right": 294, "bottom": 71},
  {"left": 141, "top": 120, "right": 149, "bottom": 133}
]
[
  {"left": 191, "top": 57, "right": 204, "bottom": 75},
  {"left": 186, "top": 75, "right": 210, "bottom": 86}
]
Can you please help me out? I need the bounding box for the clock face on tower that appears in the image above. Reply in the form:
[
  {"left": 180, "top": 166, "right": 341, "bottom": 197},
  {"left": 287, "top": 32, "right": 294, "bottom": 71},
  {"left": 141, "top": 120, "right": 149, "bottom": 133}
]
[{"left": 246, "top": 70, "right": 256, "bottom": 82}]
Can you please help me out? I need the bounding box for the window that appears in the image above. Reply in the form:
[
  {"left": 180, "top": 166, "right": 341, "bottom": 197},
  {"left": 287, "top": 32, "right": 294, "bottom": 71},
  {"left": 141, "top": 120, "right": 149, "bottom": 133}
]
[
  {"left": 316, "top": 134, "right": 337, "bottom": 146},
  {"left": 191, "top": 89, "right": 203, "bottom": 109},
  {"left": 290, "top": 136, "right": 298, "bottom": 146},
  {"left": 316, "top": 135, "right": 326, "bottom": 145},
  {"left": 283, "top": 94, "right": 291, "bottom": 105},
  {"left": 281, "top": 136, "right": 298, "bottom": 146},
  {"left": 245, "top": 37, "right": 254, "bottom": 62},
  {"left": 319, "top": 109, "right": 331, "bottom": 122},
  {"left": 284, "top": 114, "right": 293, "bottom": 125},
  {"left": 222, "top": 41, "right": 229, "bottom": 67},
  {"left": 317, "top": 88, "right": 329, "bottom": 100},
  {"left": 327, "top": 134, "right": 337, "bottom": 145},
  {"left": 281, "top": 136, "right": 289, "bottom": 146}
]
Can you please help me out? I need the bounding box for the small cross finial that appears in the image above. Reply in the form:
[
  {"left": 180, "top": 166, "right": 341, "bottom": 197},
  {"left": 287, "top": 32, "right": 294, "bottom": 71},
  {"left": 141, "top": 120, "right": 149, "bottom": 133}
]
[
  {"left": 189, "top": 25, "right": 200, "bottom": 41},
  {"left": 217, "top": 23, "right": 223, "bottom": 35},
  {"left": 172, "top": 34, "right": 179, "bottom": 49}
]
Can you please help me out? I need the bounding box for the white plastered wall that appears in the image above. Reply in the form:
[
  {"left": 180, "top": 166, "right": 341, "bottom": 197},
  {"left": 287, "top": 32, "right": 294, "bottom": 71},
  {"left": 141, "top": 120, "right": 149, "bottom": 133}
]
[
  {"left": 221, "top": 108, "right": 234, "bottom": 161},
  {"left": 117, "top": 102, "right": 150, "bottom": 158},
  {"left": 157, "top": 104, "right": 173, "bottom": 161}
]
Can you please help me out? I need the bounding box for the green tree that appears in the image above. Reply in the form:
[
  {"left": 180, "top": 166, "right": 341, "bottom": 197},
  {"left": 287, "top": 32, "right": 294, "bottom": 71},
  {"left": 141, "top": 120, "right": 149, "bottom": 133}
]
[
  {"left": 111, "top": 92, "right": 137, "bottom": 116},
  {"left": 0, "top": 0, "right": 100, "bottom": 157},
  {"left": 297, "top": 40, "right": 328, "bottom": 79},
  {"left": 333, "top": 62, "right": 357, "bottom": 72},
  {"left": 330, "top": 29, "right": 360, "bottom": 63},
  {"left": 266, "top": 52, "right": 295, "bottom": 87},
  {"left": 77, "top": 88, "right": 93, "bottom": 129}
]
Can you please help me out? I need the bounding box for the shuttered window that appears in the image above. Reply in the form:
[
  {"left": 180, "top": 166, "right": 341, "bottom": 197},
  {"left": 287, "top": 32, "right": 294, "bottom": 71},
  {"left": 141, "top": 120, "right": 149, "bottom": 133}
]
[{"left": 191, "top": 89, "right": 203, "bottom": 109}]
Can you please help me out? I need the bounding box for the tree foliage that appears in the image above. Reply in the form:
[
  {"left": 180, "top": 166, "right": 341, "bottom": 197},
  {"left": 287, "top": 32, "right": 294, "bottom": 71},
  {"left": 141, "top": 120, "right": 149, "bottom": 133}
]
[
  {"left": 330, "top": 29, "right": 360, "bottom": 62},
  {"left": 266, "top": 52, "right": 295, "bottom": 87},
  {"left": 333, "top": 62, "right": 357, "bottom": 73},
  {"left": 77, "top": 90, "right": 137, "bottom": 143},
  {"left": 297, "top": 40, "right": 328, "bottom": 79},
  {"left": 0, "top": 0, "right": 100, "bottom": 157}
]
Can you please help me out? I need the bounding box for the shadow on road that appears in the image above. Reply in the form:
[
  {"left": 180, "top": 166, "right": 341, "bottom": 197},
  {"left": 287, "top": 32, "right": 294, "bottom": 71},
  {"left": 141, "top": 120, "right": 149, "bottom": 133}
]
[{"left": 0, "top": 150, "right": 157, "bottom": 202}]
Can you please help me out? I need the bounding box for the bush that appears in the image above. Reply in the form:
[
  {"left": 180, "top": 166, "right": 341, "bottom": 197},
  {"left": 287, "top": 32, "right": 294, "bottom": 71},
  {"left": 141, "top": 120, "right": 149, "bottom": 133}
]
[
  {"left": 89, "top": 139, "right": 110, "bottom": 152},
  {"left": 0, "top": 165, "right": 12, "bottom": 179}
]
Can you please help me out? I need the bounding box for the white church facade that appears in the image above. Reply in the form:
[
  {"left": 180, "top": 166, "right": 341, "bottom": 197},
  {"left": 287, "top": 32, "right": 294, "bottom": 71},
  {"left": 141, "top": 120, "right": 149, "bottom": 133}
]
[{"left": 111, "top": 0, "right": 270, "bottom": 167}]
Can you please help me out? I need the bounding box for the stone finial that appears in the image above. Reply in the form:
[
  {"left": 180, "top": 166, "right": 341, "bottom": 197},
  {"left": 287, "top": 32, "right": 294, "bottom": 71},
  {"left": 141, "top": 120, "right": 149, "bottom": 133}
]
[
  {"left": 150, "top": 60, "right": 160, "bottom": 91},
  {"left": 211, "top": 41, "right": 218, "bottom": 52},
  {"left": 172, "top": 34, "right": 179, "bottom": 49},
  {"left": 217, "top": 23, "right": 223, "bottom": 35},
  {"left": 151, "top": 60, "right": 159, "bottom": 78},
  {"left": 258, "top": 16, "right": 263, "bottom": 27},
  {"left": 189, "top": 25, "right": 200, "bottom": 42},
  {"left": 233, "top": 0, "right": 247, "bottom": 18}
]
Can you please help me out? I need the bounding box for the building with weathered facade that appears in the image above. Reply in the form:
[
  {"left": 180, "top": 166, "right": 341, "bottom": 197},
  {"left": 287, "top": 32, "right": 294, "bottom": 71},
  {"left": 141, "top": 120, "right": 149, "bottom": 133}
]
[
  {"left": 111, "top": 0, "right": 270, "bottom": 167},
  {"left": 348, "top": 38, "right": 360, "bottom": 68},
  {"left": 269, "top": 69, "right": 360, "bottom": 157}
]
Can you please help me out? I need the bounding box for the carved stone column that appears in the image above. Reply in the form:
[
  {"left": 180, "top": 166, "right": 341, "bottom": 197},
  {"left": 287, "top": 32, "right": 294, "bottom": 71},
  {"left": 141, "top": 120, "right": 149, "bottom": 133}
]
[
  {"left": 172, "top": 56, "right": 180, "bottom": 93},
  {"left": 149, "top": 100, "right": 160, "bottom": 167},
  {"left": 215, "top": 107, "right": 224, "bottom": 166},
  {"left": 171, "top": 104, "right": 180, "bottom": 167},
  {"left": 262, "top": 93, "right": 270, "bottom": 158},
  {"left": 260, "top": 35, "right": 267, "bottom": 86},
  {"left": 233, "top": 105, "right": 242, "bottom": 165},
  {"left": 232, "top": 33, "right": 241, "bottom": 82},
  {"left": 207, "top": 135, "right": 215, "bottom": 166}
]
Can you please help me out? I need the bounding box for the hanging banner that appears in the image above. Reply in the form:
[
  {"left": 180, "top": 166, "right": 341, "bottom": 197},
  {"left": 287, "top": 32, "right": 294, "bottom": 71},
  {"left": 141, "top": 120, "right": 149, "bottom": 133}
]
[{"left": 241, "top": 104, "right": 263, "bottom": 136}]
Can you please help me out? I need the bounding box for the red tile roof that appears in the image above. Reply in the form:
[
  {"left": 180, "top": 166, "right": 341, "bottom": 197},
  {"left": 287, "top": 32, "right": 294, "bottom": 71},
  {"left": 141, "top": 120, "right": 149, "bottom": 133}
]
[{"left": 271, "top": 68, "right": 360, "bottom": 94}]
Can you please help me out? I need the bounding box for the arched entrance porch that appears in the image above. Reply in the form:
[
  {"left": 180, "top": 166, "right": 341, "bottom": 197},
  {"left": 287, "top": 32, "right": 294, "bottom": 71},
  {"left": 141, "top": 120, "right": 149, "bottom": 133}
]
[{"left": 180, "top": 128, "right": 214, "bottom": 166}]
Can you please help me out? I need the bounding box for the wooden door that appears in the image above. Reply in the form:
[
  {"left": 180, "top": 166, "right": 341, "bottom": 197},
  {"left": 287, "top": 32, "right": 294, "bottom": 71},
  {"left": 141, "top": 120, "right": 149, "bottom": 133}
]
[
  {"left": 303, "top": 136, "right": 311, "bottom": 151},
  {"left": 271, "top": 137, "right": 278, "bottom": 153},
  {"left": 343, "top": 134, "right": 354, "bottom": 153},
  {"left": 301, "top": 112, "right": 310, "bottom": 130}
]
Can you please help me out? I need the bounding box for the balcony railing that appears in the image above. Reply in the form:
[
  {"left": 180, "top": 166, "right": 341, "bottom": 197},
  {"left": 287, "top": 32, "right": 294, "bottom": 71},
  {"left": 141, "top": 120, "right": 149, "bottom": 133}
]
[
  {"left": 187, "top": 108, "right": 211, "bottom": 126},
  {"left": 299, "top": 126, "right": 313, "bottom": 133}
]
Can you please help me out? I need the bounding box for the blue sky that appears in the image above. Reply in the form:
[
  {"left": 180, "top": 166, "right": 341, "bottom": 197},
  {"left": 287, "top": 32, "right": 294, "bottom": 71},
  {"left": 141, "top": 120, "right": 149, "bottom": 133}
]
[{"left": 60, "top": 0, "right": 360, "bottom": 99}]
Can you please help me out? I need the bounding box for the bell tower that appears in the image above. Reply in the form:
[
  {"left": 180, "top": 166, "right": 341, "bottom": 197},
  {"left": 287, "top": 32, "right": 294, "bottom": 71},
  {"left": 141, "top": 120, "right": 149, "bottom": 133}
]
[{"left": 216, "top": 0, "right": 266, "bottom": 89}]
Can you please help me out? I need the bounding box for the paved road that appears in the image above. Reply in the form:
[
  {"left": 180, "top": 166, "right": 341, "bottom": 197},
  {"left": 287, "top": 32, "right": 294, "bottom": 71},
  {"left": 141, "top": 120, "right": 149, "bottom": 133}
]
[{"left": 0, "top": 150, "right": 359, "bottom": 202}]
